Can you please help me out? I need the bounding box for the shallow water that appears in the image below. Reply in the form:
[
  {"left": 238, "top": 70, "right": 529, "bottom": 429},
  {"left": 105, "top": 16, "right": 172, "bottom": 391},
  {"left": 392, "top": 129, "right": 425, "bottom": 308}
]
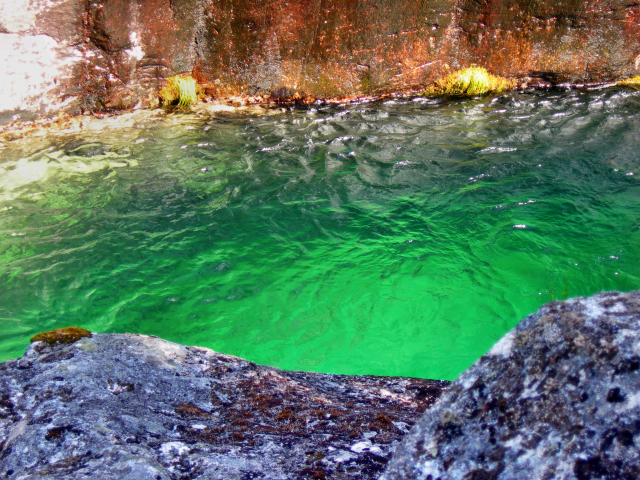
[{"left": 1, "top": 90, "right": 639, "bottom": 380}]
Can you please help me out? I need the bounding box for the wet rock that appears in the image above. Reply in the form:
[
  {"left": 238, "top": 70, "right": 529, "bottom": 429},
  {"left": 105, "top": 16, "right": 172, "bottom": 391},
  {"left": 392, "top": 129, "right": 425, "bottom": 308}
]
[
  {"left": 270, "top": 87, "right": 301, "bottom": 104},
  {"left": 382, "top": 291, "right": 640, "bottom": 480},
  {"left": 0, "top": 334, "right": 447, "bottom": 479},
  {"left": 2, "top": 0, "right": 640, "bottom": 122}
]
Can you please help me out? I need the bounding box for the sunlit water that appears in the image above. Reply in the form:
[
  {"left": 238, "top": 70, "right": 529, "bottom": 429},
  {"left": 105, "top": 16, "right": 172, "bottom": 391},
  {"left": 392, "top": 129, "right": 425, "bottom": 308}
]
[{"left": 1, "top": 89, "right": 639, "bottom": 380}]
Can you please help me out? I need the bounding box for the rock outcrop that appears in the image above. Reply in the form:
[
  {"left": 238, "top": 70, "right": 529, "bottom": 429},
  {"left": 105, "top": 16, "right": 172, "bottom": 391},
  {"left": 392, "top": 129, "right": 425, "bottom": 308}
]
[
  {"left": 2, "top": 0, "right": 639, "bottom": 122},
  {"left": 0, "top": 333, "right": 448, "bottom": 479},
  {"left": 3, "top": 291, "right": 640, "bottom": 479},
  {"left": 382, "top": 291, "right": 640, "bottom": 480}
]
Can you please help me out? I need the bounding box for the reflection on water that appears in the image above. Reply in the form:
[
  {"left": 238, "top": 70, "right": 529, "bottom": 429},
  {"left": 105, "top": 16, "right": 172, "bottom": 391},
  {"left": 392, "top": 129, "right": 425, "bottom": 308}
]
[{"left": 1, "top": 90, "right": 639, "bottom": 380}]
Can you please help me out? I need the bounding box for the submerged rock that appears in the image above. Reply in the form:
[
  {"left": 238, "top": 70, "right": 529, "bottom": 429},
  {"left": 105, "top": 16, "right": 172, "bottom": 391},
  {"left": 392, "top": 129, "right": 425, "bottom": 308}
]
[
  {"left": 382, "top": 291, "right": 640, "bottom": 480},
  {"left": 0, "top": 334, "right": 447, "bottom": 479}
]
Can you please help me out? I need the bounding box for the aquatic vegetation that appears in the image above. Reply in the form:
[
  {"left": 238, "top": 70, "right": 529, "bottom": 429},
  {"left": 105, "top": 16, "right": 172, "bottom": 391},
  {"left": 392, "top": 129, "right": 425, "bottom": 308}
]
[
  {"left": 617, "top": 75, "right": 640, "bottom": 89},
  {"left": 159, "top": 75, "right": 200, "bottom": 107},
  {"left": 423, "top": 67, "right": 514, "bottom": 96},
  {"left": 31, "top": 327, "right": 91, "bottom": 344}
]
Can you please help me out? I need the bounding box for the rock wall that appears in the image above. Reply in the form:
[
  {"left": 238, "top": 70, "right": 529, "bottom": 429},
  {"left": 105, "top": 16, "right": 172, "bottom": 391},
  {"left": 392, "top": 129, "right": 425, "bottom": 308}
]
[
  {"left": 382, "top": 290, "right": 640, "bottom": 480},
  {"left": 1, "top": 0, "right": 639, "bottom": 122}
]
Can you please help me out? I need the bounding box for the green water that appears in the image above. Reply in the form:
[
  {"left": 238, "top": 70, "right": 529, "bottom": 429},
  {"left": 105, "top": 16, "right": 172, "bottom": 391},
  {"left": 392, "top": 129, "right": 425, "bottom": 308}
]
[{"left": 1, "top": 90, "right": 639, "bottom": 380}]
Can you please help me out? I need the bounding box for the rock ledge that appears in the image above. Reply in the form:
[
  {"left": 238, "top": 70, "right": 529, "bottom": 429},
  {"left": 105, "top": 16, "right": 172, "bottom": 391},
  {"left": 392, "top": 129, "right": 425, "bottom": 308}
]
[{"left": 0, "top": 334, "right": 447, "bottom": 479}]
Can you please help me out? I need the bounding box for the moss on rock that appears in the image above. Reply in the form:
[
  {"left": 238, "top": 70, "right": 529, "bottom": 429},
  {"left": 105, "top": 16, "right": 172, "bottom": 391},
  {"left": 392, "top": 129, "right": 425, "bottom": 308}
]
[
  {"left": 617, "top": 75, "right": 640, "bottom": 89},
  {"left": 159, "top": 75, "right": 201, "bottom": 108},
  {"left": 30, "top": 327, "right": 91, "bottom": 345},
  {"left": 423, "top": 67, "right": 514, "bottom": 96}
]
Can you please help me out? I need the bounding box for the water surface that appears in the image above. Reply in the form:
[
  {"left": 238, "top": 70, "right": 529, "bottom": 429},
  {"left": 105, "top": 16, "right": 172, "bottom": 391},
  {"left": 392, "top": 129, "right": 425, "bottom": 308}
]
[{"left": 1, "top": 90, "right": 639, "bottom": 380}]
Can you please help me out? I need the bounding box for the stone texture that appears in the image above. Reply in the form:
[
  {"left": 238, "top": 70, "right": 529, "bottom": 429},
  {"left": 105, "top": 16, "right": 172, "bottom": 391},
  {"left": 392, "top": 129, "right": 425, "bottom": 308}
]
[
  {"left": 456, "top": 0, "right": 640, "bottom": 84},
  {"left": 1, "top": 0, "right": 639, "bottom": 122},
  {"left": 0, "top": 334, "right": 447, "bottom": 479},
  {"left": 382, "top": 291, "right": 640, "bottom": 480}
]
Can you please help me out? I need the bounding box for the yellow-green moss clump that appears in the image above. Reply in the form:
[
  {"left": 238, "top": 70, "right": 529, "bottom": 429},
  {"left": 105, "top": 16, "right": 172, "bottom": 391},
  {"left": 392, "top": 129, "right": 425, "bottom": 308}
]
[
  {"left": 31, "top": 327, "right": 91, "bottom": 344},
  {"left": 617, "top": 75, "right": 640, "bottom": 90},
  {"left": 424, "top": 67, "right": 514, "bottom": 96},
  {"left": 159, "top": 75, "right": 200, "bottom": 107}
]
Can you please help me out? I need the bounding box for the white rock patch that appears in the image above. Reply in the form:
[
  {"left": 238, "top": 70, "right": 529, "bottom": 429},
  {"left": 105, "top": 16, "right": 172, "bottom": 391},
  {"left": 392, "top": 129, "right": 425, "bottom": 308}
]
[
  {"left": 488, "top": 331, "right": 515, "bottom": 358},
  {"left": 160, "top": 442, "right": 190, "bottom": 457}
]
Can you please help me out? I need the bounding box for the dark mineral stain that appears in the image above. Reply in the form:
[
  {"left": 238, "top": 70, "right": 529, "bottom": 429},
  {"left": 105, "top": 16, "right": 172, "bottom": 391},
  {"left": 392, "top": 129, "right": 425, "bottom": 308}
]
[
  {"left": 176, "top": 403, "right": 211, "bottom": 417},
  {"left": 464, "top": 468, "right": 501, "bottom": 480},
  {"left": 606, "top": 388, "right": 626, "bottom": 403},
  {"left": 40, "top": 350, "right": 75, "bottom": 363},
  {"left": 613, "top": 358, "right": 640, "bottom": 377},
  {"left": 45, "top": 425, "right": 80, "bottom": 441}
]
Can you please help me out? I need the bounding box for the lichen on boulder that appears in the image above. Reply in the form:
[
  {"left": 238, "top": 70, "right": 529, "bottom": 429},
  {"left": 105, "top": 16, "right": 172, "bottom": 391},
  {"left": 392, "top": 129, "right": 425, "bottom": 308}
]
[
  {"left": 30, "top": 326, "right": 91, "bottom": 345},
  {"left": 0, "top": 333, "right": 447, "bottom": 479},
  {"left": 382, "top": 290, "right": 640, "bottom": 480}
]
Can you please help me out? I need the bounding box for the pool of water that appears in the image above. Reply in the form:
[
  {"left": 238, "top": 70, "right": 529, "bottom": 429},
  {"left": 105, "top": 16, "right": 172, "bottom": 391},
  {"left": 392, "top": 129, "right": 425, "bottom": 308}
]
[{"left": 1, "top": 89, "right": 639, "bottom": 380}]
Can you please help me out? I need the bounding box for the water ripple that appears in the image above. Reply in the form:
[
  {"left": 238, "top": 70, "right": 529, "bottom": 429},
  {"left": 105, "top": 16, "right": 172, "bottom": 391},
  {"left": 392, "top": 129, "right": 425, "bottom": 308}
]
[{"left": 1, "top": 89, "right": 639, "bottom": 379}]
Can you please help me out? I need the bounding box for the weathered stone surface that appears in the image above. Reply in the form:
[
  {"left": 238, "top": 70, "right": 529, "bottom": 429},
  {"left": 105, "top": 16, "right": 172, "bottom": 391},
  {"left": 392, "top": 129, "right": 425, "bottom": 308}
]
[
  {"left": 382, "top": 291, "right": 640, "bottom": 480},
  {"left": 456, "top": 0, "right": 640, "bottom": 84},
  {"left": 0, "top": 334, "right": 447, "bottom": 479},
  {"left": 1, "top": 0, "right": 639, "bottom": 123}
]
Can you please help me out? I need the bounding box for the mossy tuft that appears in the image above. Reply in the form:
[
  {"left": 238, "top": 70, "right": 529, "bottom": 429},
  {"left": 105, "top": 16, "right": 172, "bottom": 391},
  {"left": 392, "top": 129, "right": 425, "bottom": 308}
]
[
  {"left": 424, "top": 67, "right": 514, "bottom": 96},
  {"left": 617, "top": 75, "right": 640, "bottom": 90},
  {"left": 31, "top": 327, "right": 91, "bottom": 345},
  {"left": 159, "top": 75, "right": 200, "bottom": 108}
]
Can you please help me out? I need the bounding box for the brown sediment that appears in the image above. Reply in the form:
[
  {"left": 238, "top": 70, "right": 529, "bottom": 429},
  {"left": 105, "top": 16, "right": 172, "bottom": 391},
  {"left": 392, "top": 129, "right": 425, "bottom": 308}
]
[{"left": 0, "top": 89, "right": 415, "bottom": 144}]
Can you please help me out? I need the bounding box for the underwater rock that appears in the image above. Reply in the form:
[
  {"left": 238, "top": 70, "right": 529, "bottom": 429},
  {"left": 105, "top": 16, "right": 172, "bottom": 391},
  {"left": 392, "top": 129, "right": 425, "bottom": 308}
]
[
  {"left": 382, "top": 290, "right": 640, "bottom": 480},
  {"left": 0, "top": 334, "right": 447, "bottom": 479},
  {"left": 1, "top": 0, "right": 640, "bottom": 123}
]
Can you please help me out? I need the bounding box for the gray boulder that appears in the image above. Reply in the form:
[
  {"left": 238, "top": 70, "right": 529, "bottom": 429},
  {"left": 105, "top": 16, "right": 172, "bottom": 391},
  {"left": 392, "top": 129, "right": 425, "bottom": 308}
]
[
  {"left": 382, "top": 291, "right": 640, "bottom": 480},
  {"left": 0, "top": 333, "right": 447, "bottom": 479}
]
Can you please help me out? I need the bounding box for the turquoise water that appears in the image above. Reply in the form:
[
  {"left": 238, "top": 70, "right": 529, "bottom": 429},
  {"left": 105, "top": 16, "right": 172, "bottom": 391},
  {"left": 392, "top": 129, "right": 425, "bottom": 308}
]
[{"left": 1, "top": 89, "right": 639, "bottom": 380}]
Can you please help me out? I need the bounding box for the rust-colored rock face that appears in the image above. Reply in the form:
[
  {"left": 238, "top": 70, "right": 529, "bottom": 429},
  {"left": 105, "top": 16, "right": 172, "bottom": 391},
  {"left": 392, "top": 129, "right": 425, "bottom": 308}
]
[
  {"left": 1, "top": 0, "right": 639, "bottom": 120},
  {"left": 194, "top": 0, "right": 458, "bottom": 98},
  {"left": 457, "top": 0, "right": 640, "bottom": 84}
]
